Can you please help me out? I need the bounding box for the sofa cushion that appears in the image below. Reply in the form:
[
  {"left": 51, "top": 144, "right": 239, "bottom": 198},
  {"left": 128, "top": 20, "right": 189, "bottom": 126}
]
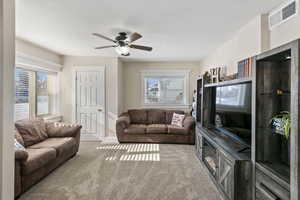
[
  {"left": 28, "top": 138, "right": 77, "bottom": 156},
  {"left": 147, "top": 124, "right": 167, "bottom": 134},
  {"left": 21, "top": 148, "right": 56, "bottom": 175},
  {"left": 167, "top": 125, "right": 188, "bottom": 135},
  {"left": 124, "top": 124, "right": 147, "bottom": 134},
  {"left": 166, "top": 110, "right": 185, "bottom": 124},
  {"left": 15, "top": 119, "right": 48, "bottom": 147},
  {"left": 147, "top": 109, "right": 166, "bottom": 124},
  {"left": 128, "top": 109, "right": 148, "bottom": 124},
  {"left": 46, "top": 122, "right": 82, "bottom": 138}
]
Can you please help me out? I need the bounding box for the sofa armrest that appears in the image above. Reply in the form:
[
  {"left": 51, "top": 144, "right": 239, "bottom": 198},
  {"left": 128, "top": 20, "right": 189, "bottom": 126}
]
[
  {"left": 15, "top": 149, "right": 28, "bottom": 162},
  {"left": 183, "top": 116, "right": 195, "bottom": 131},
  {"left": 15, "top": 160, "right": 22, "bottom": 197},
  {"left": 46, "top": 122, "right": 82, "bottom": 138},
  {"left": 116, "top": 113, "right": 130, "bottom": 129}
]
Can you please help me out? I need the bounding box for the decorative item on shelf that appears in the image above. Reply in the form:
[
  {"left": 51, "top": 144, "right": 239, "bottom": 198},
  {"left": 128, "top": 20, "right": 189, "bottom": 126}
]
[
  {"left": 191, "top": 89, "right": 197, "bottom": 118},
  {"left": 215, "top": 114, "right": 225, "bottom": 128},
  {"left": 223, "top": 73, "right": 238, "bottom": 81},
  {"left": 203, "top": 71, "right": 211, "bottom": 83},
  {"left": 237, "top": 56, "right": 255, "bottom": 78},
  {"left": 269, "top": 111, "right": 291, "bottom": 139},
  {"left": 209, "top": 67, "right": 221, "bottom": 83},
  {"left": 219, "top": 66, "right": 227, "bottom": 81}
]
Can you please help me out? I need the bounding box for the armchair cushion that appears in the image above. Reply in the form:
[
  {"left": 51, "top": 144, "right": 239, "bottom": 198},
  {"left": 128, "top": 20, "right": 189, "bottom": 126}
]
[
  {"left": 128, "top": 109, "right": 147, "bottom": 124},
  {"left": 28, "top": 137, "right": 77, "bottom": 156},
  {"left": 167, "top": 125, "right": 188, "bottom": 135},
  {"left": 124, "top": 124, "right": 147, "bottom": 134},
  {"left": 21, "top": 148, "right": 56, "bottom": 175},
  {"left": 148, "top": 109, "right": 166, "bottom": 124},
  {"left": 15, "top": 119, "right": 48, "bottom": 147},
  {"left": 46, "top": 122, "right": 82, "bottom": 138},
  {"left": 147, "top": 124, "right": 168, "bottom": 134}
]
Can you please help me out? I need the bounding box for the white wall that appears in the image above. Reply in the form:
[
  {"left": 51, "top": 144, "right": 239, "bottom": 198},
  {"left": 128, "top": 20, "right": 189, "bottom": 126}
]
[
  {"left": 123, "top": 61, "right": 200, "bottom": 111},
  {"left": 60, "top": 56, "right": 121, "bottom": 137},
  {"left": 0, "top": 0, "right": 15, "bottom": 199},
  {"left": 200, "top": 16, "right": 265, "bottom": 75}
]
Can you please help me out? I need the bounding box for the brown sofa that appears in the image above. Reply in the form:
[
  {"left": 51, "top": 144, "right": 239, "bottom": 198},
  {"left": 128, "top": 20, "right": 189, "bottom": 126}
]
[
  {"left": 116, "top": 109, "right": 195, "bottom": 144},
  {"left": 14, "top": 119, "right": 81, "bottom": 198}
]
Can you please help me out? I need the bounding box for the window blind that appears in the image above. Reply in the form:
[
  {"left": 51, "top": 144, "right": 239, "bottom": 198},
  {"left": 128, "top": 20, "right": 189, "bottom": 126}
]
[{"left": 14, "top": 68, "right": 30, "bottom": 121}]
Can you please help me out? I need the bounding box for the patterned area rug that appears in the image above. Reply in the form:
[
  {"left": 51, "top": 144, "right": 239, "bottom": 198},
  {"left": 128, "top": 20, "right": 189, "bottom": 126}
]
[{"left": 20, "top": 142, "right": 222, "bottom": 200}]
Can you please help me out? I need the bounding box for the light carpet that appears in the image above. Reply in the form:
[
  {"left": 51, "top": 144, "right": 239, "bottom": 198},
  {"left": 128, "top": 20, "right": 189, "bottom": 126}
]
[{"left": 19, "top": 142, "right": 222, "bottom": 200}]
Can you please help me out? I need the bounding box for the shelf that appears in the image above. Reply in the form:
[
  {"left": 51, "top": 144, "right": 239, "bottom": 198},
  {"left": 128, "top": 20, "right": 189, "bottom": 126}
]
[
  {"left": 259, "top": 93, "right": 290, "bottom": 96},
  {"left": 204, "top": 77, "right": 252, "bottom": 88},
  {"left": 259, "top": 90, "right": 290, "bottom": 96},
  {"left": 256, "top": 162, "right": 290, "bottom": 185}
]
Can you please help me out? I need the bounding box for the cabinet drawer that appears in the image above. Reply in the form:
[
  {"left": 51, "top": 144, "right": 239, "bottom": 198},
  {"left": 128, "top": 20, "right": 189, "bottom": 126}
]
[{"left": 256, "top": 168, "right": 289, "bottom": 200}]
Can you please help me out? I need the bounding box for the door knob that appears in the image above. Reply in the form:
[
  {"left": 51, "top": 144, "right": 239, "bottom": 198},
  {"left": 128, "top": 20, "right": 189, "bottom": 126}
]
[{"left": 98, "top": 109, "right": 102, "bottom": 112}]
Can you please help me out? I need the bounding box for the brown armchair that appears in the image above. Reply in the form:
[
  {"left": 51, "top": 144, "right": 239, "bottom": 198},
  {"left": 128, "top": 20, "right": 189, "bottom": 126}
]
[
  {"left": 14, "top": 120, "right": 81, "bottom": 198},
  {"left": 116, "top": 109, "right": 195, "bottom": 144}
]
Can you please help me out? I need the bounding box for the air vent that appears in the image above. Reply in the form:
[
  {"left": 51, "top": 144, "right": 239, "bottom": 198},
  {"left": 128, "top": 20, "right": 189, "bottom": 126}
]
[{"left": 269, "top": 0, "right": 297, "bottom": 30}]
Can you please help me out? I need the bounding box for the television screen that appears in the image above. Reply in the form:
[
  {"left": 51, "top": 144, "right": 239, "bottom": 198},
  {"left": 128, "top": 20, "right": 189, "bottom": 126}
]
[{"left": 214, "top": 83, "right": 252, "bottom": 146}]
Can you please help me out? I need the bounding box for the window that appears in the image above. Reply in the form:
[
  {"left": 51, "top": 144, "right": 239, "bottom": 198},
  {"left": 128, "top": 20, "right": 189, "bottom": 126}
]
[
  {"left": 141, "top": 70, "right": 190, "bottom": 107},
  {"left": 36, "top": 72, "right": 49, "bottom": 115},
  {"left": 14, "top": 67, "right": 58, "bottom": 121}
]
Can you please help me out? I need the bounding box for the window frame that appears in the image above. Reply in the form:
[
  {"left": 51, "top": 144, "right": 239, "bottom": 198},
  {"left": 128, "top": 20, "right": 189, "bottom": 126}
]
[
  {"left": 140, "top": 69, "right": 190, "bottom": 109},
  {"left": 15, "top": 52, "right": 62, "bottom": 121}
]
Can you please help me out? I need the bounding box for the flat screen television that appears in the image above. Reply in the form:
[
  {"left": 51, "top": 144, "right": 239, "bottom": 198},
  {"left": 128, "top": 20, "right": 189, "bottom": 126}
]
[{"left": 214, "top": 82, "right": 252, "bottom": 146}]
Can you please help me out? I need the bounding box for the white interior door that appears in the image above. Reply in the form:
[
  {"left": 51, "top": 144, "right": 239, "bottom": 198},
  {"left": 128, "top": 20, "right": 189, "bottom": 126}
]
[{"left": 75, "top": 67, "right": 105, "bottom": 141}]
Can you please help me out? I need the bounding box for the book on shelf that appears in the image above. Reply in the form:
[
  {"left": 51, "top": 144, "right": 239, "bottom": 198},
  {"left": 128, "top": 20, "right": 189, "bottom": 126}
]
[{"left": 237, "top": 57, "right": 254, "bottom": 78}]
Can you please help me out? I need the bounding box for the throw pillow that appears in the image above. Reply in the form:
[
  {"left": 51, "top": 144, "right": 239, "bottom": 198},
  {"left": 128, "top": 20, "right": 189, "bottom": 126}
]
[
  {"left": 14, "top": 129, "right": 25, "bottom": 147},
  {"left": 15, "top": 139, "right": 28, "bottom": 162},
  {"left": 171, "top": 113, "right": 185, "bottom": 127},
  {"left": 46, "top": 122, "right": 82, "bottom": 137},
  {"left": 14, "top": 139, "right": 26, "bottom": 151},
  {"left": 15, "top": 119, "right": 48, "bottom": 147}
]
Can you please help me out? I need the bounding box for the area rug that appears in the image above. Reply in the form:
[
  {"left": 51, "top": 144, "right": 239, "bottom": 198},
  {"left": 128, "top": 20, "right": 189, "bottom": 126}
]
[{"left": 19, "top": 142, "right": 222, "bottom": 200}]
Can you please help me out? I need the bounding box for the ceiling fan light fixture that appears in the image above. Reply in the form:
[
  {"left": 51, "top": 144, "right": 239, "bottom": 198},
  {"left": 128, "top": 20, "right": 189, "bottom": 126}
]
[{"left": 115, "top": 46, "right": 130, "bottom": 56}]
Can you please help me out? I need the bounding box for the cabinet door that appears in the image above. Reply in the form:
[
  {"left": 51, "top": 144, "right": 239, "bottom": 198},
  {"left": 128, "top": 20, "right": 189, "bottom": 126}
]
[{"left": 218, "top": 152, "right": 235, "bottom": 200}]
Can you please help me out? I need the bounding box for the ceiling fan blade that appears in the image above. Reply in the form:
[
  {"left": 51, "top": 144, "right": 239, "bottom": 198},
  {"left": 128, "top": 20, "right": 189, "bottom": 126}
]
[
  {"left": 129, "top": 32, "right": 142, "bottom": 42},
  {"left": 93, "top": 33, "right": 116, "bottom": 43},
  {"left": 129, "top": 44, "right": 153, "bottom": 51},
  {"left": 95, "top": 45, "right": 117, "bottom": 49}
]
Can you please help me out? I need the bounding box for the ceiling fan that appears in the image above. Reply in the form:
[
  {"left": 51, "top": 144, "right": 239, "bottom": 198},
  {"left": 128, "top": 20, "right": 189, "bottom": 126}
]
[{"left": 93, "top": 32, "right": 153, "bottom": 56}]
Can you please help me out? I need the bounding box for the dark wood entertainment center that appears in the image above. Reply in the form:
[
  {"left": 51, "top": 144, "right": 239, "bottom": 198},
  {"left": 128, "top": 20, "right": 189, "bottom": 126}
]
[{"left": 195, "top": 39, "right": 300, "bottom": 200}]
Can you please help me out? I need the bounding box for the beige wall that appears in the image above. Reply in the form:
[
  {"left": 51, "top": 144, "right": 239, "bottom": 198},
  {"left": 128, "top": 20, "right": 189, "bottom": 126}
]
[
  {"left": 60, "top": 56, "right": 121, "bottom": 137},
  {"left": 270, "top": 2, "right": 300, "bottom": 48},
  {"left": 123, "top": 61, "right": 200, "bottom": 111},
  {"left": 16, "top": 38, "right": 63, "bottom": 65},
  {"left": 117, "top": 58, "right": 124, "bottom": 114},
  {"left": 200, "top": 4, "right": 300, "bottom": 75},
  {"left": 200, "top": 16, "right": 265, "bottom": 75}
]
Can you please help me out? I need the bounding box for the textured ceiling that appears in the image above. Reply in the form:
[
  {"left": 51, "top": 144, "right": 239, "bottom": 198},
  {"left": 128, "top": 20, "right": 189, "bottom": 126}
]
[{"left": 16, "top": 0, "right": 284, "bottom": 61}]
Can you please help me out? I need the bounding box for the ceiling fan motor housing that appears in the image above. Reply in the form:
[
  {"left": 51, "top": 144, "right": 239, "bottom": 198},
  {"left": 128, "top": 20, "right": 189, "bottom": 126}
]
[{"left": 116, "top": 32, "right": 128, "bottom": 41}]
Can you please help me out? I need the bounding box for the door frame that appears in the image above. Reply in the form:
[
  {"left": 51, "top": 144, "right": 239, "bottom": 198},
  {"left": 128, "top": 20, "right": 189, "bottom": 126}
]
[{"left": 72, "top": 66, "right": 106, "bottom": 141}]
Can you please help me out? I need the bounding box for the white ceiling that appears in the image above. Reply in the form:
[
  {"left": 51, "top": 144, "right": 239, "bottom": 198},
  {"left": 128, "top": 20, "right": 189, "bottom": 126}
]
[{"left": 16, "top": 0, "right": 284, "bottom": 61}]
